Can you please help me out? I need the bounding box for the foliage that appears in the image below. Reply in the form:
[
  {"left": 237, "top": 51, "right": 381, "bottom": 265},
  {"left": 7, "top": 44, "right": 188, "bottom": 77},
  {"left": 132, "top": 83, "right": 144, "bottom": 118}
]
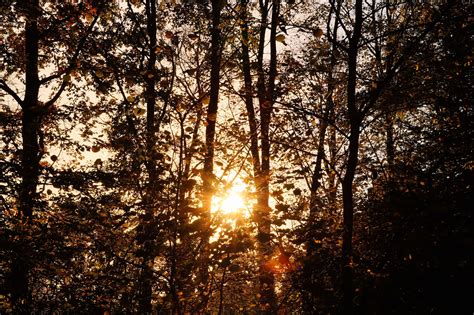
[{"left": 0, "top": 0, "right": 472, "bottom": 313}]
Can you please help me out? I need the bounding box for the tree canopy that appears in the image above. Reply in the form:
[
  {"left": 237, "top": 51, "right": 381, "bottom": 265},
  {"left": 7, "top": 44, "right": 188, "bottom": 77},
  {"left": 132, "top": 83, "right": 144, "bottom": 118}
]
[{"left": 1, "top": 0, "right": 472, "bottom": 314}]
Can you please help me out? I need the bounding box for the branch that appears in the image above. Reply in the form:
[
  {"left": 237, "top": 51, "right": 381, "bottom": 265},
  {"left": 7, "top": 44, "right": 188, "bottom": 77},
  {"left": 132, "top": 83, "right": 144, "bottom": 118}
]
[
  {"left": 276, "top": 100, "right": 349, "bottom": 139},
  {"left": 359, "top": 17, "right": 440, "bottom": 116},
  {"left": 329, "top": 0, "right": 351, "bottom": 41},
  {"left": 0, "top": 79, "right": 24, "bottom": 107},
  {"left": 44, "top": 11, "right": 101, "bottom": 108},
  {"left": 39, "top": 71, "right": 65, "bottom": 86}
]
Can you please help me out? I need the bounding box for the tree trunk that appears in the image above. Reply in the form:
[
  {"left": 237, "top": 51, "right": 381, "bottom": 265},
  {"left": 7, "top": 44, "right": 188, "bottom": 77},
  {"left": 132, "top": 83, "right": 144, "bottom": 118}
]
[
  {"left": 254, "top": 0, "right": 279, "bottom": 312},
  {"left": 240, "top": 0, "right": 261, "bottom": 175},
  {"left": 341, "top": 123, "right": 360, "bottom": 315},
  {"left": 307, "top": 0, "right": 341, "bottom": 256},
  {"left": 137, "top": 0, "right": 158, "bottom": 312},
  {"left": 341, "top": 0, "right": 363, "bottom": 313},
  {"left": 12, "top": 1, "right": 41, "bottom": 312},
  {"left": 200, "top": 0, "right": 222, "bottom": 290}
]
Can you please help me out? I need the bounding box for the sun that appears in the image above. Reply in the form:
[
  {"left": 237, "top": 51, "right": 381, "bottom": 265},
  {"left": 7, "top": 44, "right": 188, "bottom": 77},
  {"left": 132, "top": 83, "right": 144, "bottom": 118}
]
[
  {"left": 220, "top": 190, "right": 245, "bottom": 214},
  {"left": 212, "top": 180, "right": 247, "bottom": 215}
]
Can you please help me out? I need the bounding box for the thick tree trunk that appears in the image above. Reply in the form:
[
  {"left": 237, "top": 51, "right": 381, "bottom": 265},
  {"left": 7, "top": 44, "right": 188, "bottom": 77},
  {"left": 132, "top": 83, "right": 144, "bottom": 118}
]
[
  {"left": 12, "top": 1, "right": 41, "bottom": 312},
  {"left": 20, "top": 0, "right": 41, "bottom": 220},
  {"left": 341, "top": 123, "right": 360, "bottom": 314}
]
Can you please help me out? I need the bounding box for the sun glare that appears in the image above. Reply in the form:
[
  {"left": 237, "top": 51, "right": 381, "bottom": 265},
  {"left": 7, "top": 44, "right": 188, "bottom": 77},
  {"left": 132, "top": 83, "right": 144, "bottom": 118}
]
[{"left": 212, "top": 180, "right": 247, "bottom": 215}]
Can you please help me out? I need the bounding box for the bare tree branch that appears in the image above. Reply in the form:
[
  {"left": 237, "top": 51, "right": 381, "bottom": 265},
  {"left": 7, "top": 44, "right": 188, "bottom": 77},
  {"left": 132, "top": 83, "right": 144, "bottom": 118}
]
[{"left": 0, "top": 79, "right": 24, "bottom": 106}]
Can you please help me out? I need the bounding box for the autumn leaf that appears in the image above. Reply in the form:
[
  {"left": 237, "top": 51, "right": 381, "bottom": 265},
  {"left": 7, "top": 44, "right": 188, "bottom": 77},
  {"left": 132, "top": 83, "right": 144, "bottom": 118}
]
[
  {"left": 313, "top": 28, "right": 323, "bottom": 37},
  {"left": 133, "top": 107, "right": 146, "bottom": 116},
  {"left": 229, "top": 264, "right": 240, "bottom": 272},
  {"left": 188, "top": 33, "right": 199, "bottom": 40},
  {"left": 201, "top": 95, "right": 210, "bottom": 105},
  {"left": 85, "top": 14, "right": 93, "bottom": 23},
  {"left": 275, "top": 34, "right": 286, "bottom": 45},
  {"left": 165, "top": 31, "right": 174, "bottom": 39}
]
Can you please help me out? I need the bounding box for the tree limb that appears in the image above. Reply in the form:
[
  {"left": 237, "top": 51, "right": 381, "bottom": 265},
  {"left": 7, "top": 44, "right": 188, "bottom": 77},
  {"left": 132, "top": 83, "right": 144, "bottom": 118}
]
[{"left": 0, "top": 79, "right": 24, "bottom": 106}]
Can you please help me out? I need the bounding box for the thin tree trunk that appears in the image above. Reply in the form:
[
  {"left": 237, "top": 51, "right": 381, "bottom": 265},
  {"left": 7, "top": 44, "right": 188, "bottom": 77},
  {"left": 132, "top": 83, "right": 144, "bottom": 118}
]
[
  {"left": 255, "top": 0, "right": 279, "bottom": 312},
  {"left": 341, "top": 0, "right": 363, "bottom": 313},
  {"left": 200, "top": 0, "right": 222, "bottom": 289},
  {"left": 240, "top": 0, "right": 261, "bottom": 175},
  {"left": 137, "top": 0, "right": 158, "bottom": 312},
  {"left": 307, "top": 0, "right": 341, "bottom": 255},
  {"left": 327, "top": 123, "right": 338, "bottom": 205},
  {"left": 385, "top": 112, "right": 395, "bottom": 185},
  {"left": 240, "top": 1, "right": 277, "bottom": 310}
]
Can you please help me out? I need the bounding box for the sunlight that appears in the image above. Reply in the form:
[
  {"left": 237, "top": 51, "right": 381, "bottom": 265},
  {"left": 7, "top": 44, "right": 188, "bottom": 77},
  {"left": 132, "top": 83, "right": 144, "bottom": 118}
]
[
  {"left": 220, "top": 190, "right": 245, "bottom": 214},
  {"left": 212, "top": 180, "right": 247, "bottom": 215}
]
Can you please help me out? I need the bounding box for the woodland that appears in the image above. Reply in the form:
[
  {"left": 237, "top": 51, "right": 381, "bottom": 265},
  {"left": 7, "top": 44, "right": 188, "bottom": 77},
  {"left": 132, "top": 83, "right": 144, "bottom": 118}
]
[{"left": 0, "top": 0, "right": 472, "bottom": 314}]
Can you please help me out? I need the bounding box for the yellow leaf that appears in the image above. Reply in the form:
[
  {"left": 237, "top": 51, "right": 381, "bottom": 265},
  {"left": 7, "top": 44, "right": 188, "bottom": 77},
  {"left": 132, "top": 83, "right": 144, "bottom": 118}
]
[
  {"left": 85, "top": 13, "right": 93, "bottom": 23},
  {"left": 127, "top": 95, "right": 135, "bottom": 102},
  {"left": 96, "top": 70, "right": 104, "bottom": 78},
  {"left": 275, "top": 34, "right": 286, "bottom": 43},
  {"left": 133, "top": 107, "right": 146, "bottom": 116},
  {"left": 201, "top": 96, "right": 210, "bottom": 105},
  {"left": 396, "top": 111, "right": 405, "bottom": 120}
]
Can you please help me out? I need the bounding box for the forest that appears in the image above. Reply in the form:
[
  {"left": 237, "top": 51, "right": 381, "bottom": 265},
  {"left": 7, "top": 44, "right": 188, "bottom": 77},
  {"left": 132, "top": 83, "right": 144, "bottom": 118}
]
[{"left": 0, "top": 0, "right": 472, "bottom": 314}]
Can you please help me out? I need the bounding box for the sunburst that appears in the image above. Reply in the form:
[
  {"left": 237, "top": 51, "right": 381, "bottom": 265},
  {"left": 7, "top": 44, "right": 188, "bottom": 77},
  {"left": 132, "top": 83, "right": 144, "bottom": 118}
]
[{"left": 212, "top": 180, "right": 247, "bottom": 215}]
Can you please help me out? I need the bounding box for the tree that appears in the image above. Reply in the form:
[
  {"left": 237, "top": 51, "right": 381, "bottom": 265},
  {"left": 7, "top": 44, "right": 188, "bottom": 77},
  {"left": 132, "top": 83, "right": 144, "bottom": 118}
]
[
  {"left": 238, "top": 0, "right": 281, "bottom": 311},
  {"left": 0, "top": 1, "right": 105, "bottom": 311},
  {"left": 0, "top": 0, "right": 471, "bottom": 313}
]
